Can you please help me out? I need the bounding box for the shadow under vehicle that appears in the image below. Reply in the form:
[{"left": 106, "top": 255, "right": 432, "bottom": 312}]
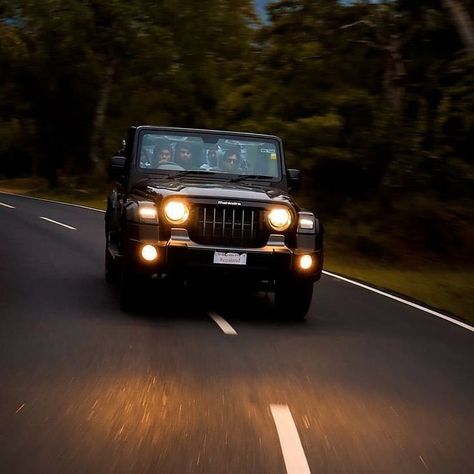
[{"left": 105, "top": 126, "right": 323, "bottom": 320}]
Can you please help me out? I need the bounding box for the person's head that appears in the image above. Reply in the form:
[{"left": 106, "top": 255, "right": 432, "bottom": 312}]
[
  {"left": 158, "top": 146, "right": 172, "bottom": 163},
  {"left": 221, "top": 149, "right": 241, "bottom": 172},
  {"left": 153, "top": 144, "right": 173, "bottom": 164},
  {"left": 207, "top": 149, "right": 218, "bottom": 167},
  {"left": 177, "top": 144, "right": 193, "bottom": 166}
]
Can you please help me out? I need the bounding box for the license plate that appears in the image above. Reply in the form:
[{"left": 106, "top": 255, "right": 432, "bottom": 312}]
[{"left": 213, "top": 251, "right": 247, "bottom": 265}]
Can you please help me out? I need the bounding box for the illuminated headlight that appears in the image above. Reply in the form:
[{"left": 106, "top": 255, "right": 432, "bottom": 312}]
[
  {"left": 163, "top": 200, "right": 189, "bottom": 224},
  {"left": 141, "top": 244, "right": 158, "bottom": 262},
  {"left": 268, "top": 208, "right": 292, "bottom": 231},
  {"left": 138, "top": 204, "right": 157, "bottom": 220},
  {"left": 299, "top": 254, "right": 313, "bottom": 270}
]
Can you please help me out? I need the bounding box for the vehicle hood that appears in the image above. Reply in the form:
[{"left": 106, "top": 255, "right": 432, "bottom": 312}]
[{"left": 133, "top": 179, "right": 295, "bottom": 206}]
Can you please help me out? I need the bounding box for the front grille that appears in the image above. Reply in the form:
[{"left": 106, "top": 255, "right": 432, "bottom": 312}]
[{"left": 189, "top": 205, "right": 269, "bottom": 248}]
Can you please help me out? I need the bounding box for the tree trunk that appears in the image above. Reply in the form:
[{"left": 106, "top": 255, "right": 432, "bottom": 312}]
[
  {"left": 442, "top": 0, "right": 474, "bottom": 51},
  {"left": 90, "top": 63, "right": 114, "bottom": 177}
]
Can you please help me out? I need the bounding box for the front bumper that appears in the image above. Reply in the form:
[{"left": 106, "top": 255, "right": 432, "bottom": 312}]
[{"left": 127, "top": 227, "right": 323, "bottom": 282}]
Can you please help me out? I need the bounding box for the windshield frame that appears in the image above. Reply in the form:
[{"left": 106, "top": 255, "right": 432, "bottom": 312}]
[{"left": 132, "top": 127, "right": 286, "bottom": 184}]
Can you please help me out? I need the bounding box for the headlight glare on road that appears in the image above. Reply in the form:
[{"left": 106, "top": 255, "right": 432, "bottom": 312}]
[
  {"left": 141, "top": 244, "right": 158, "bottom": 262},
  {"left": 268, "top": 208, "right": 291, "bottom": 231},
  {"left": 164, "top": 201, "right": 189, "bottom": 224}
]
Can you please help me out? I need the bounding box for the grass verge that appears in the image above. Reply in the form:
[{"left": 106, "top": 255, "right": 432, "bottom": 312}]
[
  {"left": 0, "top": 177, "right": 107, "bottom": 210},
  {"left": 325, "top": 253, "right": 473, "bottom": 325}
]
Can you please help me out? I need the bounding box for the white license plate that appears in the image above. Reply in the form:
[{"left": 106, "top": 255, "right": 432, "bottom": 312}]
[{"left": 213, "top": 251, "right": 247, "bottom": 266}]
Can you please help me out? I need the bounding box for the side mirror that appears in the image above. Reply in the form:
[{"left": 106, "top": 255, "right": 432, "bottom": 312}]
[
  {"left": 108, "top": 156, "right": 127, "bottom": 181},
  {"left": 287, "top": 168, "right": 301, "bottom": 191}
]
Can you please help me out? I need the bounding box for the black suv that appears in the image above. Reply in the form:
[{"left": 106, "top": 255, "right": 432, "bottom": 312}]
[{"left": 105, "top": 126, "right": 323, "bottom": 319}]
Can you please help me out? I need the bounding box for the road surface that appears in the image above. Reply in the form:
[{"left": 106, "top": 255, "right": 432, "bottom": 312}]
[{"left": 0, "top": 192, "right": 473, "bottom": 473}]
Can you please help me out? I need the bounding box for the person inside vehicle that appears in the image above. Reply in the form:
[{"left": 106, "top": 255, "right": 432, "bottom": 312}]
[
  {"left": 200, "top": 147, "right": 219, "bottom": 170},
  {"left": 153, "top": 144, "right": 173, "bottom": 166},
  {"left": 219, "top": 148, "right": 242, "bottom": 173},
  {"left": 174, "top": 143, "right": 195, "bottom": 168}
]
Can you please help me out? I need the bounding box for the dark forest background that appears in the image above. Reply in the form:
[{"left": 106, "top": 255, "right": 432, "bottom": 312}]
[{"left": 1, "top": 0, "right": 473, "bottom": 265}]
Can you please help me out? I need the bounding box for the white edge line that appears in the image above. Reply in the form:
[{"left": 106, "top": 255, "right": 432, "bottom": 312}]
[
  {"left": 322, "top": 270, "right": 474, "bottom": 333},
  {"left": 270, "top": 404, "right": 311, "bottom": 474},
  {"left": 0, "top": 191, "right": 105, "bottom": 213},
  {"left": 0, "top": 201, "right": 15, "bottom": 209},
  {"left": 208, "top": 312, "right": 237, "bottom": 335},
  {"left": 40, "top": 216, "right": 77, "bottom": 231}
]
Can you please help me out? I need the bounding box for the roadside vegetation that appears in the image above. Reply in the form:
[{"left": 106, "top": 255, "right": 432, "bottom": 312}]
[{"left": 1, "top": 1, "right": 472, "bottom": 323}]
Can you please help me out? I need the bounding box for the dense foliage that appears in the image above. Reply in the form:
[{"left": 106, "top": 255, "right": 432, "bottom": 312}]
[{"left": 1, "top": 0, "right": 473, "bottom": 260}]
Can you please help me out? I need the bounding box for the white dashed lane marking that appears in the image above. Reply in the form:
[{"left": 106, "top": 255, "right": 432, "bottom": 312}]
[
  {"left": 0, "top": 201, "right": 15, "bottom": 209},
  {"left": 208, "top": 312, "right": 238, "bottom": 335},
  {"left": 39, "top": 216, "right": 77, "bottom": 231},
  {"left": 270, "top": 404, "right": 311, "bottom": 474}
]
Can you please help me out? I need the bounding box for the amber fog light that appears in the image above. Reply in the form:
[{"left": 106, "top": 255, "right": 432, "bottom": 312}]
[
  {"left": 299, "top": 254, "right": 313, "bottom": 270},
  {"left": 141, "top": 245, "right": 158, "bottom": 262}
]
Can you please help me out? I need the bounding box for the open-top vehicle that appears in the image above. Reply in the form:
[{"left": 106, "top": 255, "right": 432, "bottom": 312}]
[{"left": 105, "top": 126, "right": 323, "bottom": 319}]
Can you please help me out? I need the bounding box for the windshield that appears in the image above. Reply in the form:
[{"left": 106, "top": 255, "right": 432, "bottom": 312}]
[{"left": 137, "top": 131, "right": 281, "bottom": 179}]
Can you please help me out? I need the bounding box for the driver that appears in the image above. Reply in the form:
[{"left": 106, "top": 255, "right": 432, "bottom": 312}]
[{"left": 219, "top": 148, "right": 241, "bottom": 173}]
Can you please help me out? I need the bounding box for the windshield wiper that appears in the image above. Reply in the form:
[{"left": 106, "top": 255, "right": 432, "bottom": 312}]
[
  {"left": 230, "top": 174, "right": 274, "bottom": 183},
  {"left": 166, "top": 170, "right": 217, "bottom": 179}
]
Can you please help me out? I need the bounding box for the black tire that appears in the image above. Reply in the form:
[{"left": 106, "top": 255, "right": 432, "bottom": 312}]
[
  {"left": 105, "top": 242, "right": 118, "bottom": 284},
  {"left": 274, "top": 278, "right": 314, "bottom": 321}
]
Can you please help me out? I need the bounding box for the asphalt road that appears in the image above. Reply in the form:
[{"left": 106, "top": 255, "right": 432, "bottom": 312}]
[{"left": 0, "top": 192, "right": 473, "bottom": 474}]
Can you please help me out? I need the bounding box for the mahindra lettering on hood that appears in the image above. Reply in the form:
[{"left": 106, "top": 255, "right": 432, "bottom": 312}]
[{"left": 105, "top": 126, "right": 323, "bottom": 319}]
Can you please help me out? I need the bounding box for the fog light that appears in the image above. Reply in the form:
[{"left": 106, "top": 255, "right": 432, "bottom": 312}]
[
  {"left": 141, "top": 245, "right": 158, "bottom": 262},
  {"left": 299, "top": 254, "right": 313, "bottom": 270}
]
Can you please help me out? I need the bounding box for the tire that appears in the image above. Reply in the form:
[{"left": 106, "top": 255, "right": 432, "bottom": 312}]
[
  {"left": 274, "top": 278, "right": 314, "bottom": 321},
  {"left": 105, "top": 242, "right": 118, "bottom": 284}
]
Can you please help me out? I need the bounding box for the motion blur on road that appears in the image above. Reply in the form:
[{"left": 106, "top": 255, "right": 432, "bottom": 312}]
[{"left": 0, "top": 193, "right": 473, "bottom": 473}]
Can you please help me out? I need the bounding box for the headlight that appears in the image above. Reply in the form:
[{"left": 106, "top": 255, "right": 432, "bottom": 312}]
[
  {"left": 268, "top": 208, "right": 292, "bottom": 231},
  {"left": 138, "top": 204, "right": 157, "bottom": 220},
  {"left": 163, "top": 200, "right": 189, "bottom": 224}
]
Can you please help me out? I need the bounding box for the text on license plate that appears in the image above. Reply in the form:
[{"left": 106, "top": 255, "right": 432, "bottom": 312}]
[{"left": 213, "top": 252, "right": 247, "bottom": 265}]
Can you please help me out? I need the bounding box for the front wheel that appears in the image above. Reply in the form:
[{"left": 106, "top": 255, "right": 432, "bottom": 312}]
[
  {"left": 105, "top": 243, "right": 119, "bottom": 283},
  {"left": 274, "top": 278, "right": 314, "bottom": 321}
]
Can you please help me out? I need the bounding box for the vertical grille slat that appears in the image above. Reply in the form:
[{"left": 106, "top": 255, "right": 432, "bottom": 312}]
[
  {"left": 191, "top": 204, "right": 268, "bottom": 248},
  {"left": 232, "top": 209, "right": 235, "bottom": 238},
  {"left": 250, "top": 210, "right": 255, "bottom": 239}
]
